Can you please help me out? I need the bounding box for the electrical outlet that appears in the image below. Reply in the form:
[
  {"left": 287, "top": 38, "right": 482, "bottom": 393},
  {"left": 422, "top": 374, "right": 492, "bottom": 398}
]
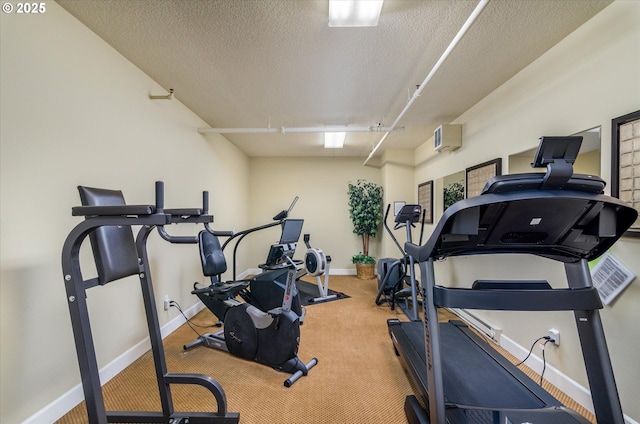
[
  {"left": 548, "top": 328, "right": 560, "bottom": 346},
  {"left": 163, "top": 295, "right": 171, "bottom": 311}
]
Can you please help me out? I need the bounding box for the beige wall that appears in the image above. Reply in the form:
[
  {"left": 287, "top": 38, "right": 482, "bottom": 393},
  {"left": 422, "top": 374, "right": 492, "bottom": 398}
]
[
  {"left": 0, "top": 3, "right": 249, "bottom": 423},
  {"left": 380, "top": 150, "right": 417, "bottom": 257},
  {"left": 2, "top": 1, "right": 639, "bottom": 423},
  {"left": 246, "top": 157, "right": 383, "bottom": 271},
  {"left": 414, "top": 1, "right": 640, "bottom": 420}
]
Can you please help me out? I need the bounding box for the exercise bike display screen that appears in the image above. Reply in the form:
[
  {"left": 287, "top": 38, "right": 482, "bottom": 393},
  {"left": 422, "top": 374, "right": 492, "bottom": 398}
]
[{"left": 279, "top": 219, "right": 304, "bottom": 244}]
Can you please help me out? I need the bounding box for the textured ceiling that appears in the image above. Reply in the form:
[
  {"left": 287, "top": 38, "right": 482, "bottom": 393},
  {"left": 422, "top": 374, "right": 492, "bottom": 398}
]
[{"left": 57, "top": 0, "right": 611, "bottom": 160}]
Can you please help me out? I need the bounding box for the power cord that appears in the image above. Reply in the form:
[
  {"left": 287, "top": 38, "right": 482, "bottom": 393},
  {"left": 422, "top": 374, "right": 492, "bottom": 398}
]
[
  {"left": 540, "top": 338, "right": 553, "bottom": 385},
  {"left": 169, "top": 300, "right": 219, "bottom": 338},
  {"left": 515, "top": 335, "right": 555, "bottom": 386},
  {"left": 515, "top": 336, "right": 547, "bottom": 366}
]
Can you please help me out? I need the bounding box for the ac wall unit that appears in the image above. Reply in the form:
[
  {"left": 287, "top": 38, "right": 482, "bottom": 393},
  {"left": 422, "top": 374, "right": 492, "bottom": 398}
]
[{"left": 434, "top": 124, "right": 462, "bottom": 152}]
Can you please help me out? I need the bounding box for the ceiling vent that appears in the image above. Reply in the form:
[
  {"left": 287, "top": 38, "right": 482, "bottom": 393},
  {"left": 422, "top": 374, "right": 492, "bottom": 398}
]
[{"left": 434, "top": 124, "right": 462, "bottom": 152}]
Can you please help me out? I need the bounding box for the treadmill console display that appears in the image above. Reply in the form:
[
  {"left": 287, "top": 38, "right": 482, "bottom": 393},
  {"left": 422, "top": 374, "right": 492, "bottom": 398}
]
[{"left": 531, "top": 135, "right": 582, "bottom": 168}]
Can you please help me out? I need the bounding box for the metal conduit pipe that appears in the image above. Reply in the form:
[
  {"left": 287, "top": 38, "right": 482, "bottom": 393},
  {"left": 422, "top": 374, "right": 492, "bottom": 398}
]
[
  {"left": 197, "top": 126, "right": 402, "bottom": 134},
  {"left": 363, "top": 0, "right": 490, "bottom": 166}
]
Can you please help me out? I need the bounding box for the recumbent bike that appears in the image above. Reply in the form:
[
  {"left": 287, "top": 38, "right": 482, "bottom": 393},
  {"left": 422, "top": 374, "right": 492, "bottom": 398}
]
[{"left": 185, "top": 220, "right": 317, "bottom": 387}]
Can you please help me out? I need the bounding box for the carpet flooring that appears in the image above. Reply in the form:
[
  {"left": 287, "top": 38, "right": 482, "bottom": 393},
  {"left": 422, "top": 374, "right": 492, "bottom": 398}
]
[{"left": 57, "top": 274, "right": 594, "bottom": 423}]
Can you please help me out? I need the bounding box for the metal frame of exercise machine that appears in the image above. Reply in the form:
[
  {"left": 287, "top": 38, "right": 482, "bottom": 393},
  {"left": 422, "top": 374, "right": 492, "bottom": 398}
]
[
  {"left": 61, "top": 181, "right": 239, "bottom": 423},
  {"left": 222, "top": 196, "right": 299, "bottom": 280},
  {"left": 376, "top": 203, "right": 425, "bottom": 321},
  {"left": 388, "top": 136, "right": 637, "bottom": 424},
  {"left": 302, "top": 233, "right": 336, "bottom": 303}
]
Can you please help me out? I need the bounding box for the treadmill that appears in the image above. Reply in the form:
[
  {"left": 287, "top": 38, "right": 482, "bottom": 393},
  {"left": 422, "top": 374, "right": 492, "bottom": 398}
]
[{"left": 388, "top": 136, "right": 638, "bottom": 424}]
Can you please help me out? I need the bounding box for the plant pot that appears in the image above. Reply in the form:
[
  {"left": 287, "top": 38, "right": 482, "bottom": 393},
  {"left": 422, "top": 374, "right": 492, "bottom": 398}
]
[{"left": 355, "top": 262, "right": 375, "bottom": 280}]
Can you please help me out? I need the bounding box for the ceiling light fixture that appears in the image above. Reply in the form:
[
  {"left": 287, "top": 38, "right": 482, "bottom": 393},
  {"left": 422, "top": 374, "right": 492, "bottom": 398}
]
[
  {"left": 328, "top": 0, "right": 384, "bottom": 27},
  {"left": 324, "top": 131, "right": 346, "bottom": 148}
]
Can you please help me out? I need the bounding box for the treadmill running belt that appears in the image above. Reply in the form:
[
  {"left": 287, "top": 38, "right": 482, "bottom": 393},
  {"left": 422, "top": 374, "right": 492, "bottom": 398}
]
[{"left": 398, "top": 320, "right": 562, "bottom": 409}]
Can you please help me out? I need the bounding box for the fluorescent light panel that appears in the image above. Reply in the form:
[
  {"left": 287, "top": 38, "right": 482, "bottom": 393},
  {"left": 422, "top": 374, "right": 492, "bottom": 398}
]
[
  {"left": 324, "top": 132, "right": 346, "bottom": 148},
  {"left": 329, "top": 0, "right": 383, "bottom": 27}
]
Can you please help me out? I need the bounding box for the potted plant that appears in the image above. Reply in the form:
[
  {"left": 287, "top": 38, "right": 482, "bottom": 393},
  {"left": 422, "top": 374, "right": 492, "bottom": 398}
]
[{"left": 347, "top": 179, "right": 383, "bottom": 279}]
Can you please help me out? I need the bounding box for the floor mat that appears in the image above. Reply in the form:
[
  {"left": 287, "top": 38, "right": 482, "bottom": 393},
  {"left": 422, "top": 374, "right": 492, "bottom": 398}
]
[{"left": 296, "top": 279, "right": 349, "bottom": 306}]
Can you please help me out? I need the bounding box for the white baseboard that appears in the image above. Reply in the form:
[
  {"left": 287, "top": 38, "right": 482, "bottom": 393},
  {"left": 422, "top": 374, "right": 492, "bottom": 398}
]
[
  {"left": 24, "top": 301, "right": 204, "bottom": 424},
  {"left": 500, "top": 334, "right": 638, "bottom": 424},
  {"left": 329, "top": 268, "right": 357, "bottom": 275}
]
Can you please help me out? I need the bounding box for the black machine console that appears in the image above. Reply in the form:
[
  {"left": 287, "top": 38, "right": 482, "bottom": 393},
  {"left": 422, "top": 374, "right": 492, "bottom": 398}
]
[{"left": 263, "top": 218, "right": 304, "bottom": 267}]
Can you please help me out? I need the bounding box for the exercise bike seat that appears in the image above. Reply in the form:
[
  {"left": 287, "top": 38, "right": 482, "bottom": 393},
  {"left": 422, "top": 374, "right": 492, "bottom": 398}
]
[{"left": 195, "top": 230, "right": 251, "bottom": 294}]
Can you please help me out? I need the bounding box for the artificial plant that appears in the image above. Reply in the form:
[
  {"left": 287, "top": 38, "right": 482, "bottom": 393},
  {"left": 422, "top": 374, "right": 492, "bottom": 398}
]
[{"left": 347, "top": 179, "right": 383, "bottom": 263}]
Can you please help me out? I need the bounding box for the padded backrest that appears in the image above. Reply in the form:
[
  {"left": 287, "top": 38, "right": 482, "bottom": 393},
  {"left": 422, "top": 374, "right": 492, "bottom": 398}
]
[
  {"left": 198, "top": 230, "right": 227, "bottom": 277},
  {"left": 78, "top": 186, "right": 140, "bottom": 284}
]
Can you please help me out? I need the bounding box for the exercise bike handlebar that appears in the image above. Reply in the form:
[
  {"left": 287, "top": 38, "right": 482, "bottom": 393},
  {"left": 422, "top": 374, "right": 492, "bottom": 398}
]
[
  {"left": 384, "top": 204, "right": 405, "bottom": 255},
  {"left": 220, "top": 196, "right": 299, "bottom": 279},
  {"left": 221, "top": 195, "right": 299, "bottom": 249},
  {"left": 418, "top": 209, "right": 426, "bottom": 245},
  {"left": 273, "top": 196, "right": 299, "bottom": 221},
  {"left": 284, "top": 254, "right": 298, "bottom": 269}
]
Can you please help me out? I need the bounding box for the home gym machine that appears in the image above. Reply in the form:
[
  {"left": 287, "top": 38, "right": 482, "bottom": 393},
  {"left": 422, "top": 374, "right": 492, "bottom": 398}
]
[
  {"left": 61, "top": 181, "right": 239, "bottom": 423},
  {"left": 376, "top": 203, "right": 424, "bottom": 321},
  {"left": 388, "top": 136, "right": 637, "bottom": 424},
  {"left": 302, "top": 233, "right": 335, "bottom": 303},
  {"left": 186, "top": 220, "right": 317, "bottom": 387}
]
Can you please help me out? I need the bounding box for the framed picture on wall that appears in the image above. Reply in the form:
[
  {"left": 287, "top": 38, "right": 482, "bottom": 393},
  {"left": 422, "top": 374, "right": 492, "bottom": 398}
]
[
  {"left": 394, "top": 201, "right": 406, "bottom": 216},
  {"left": 418, "top": 180, "right": 434, "bottom": 224},
  {"left": 611, "top": 109, "right": 640, "bottom": 237},
  {"left": 466, "top": 158, "right": 502, "bottom": 198}
]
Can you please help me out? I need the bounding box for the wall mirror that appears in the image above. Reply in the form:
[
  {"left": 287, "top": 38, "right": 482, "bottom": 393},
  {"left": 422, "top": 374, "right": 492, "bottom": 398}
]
[
  {"left": 434, "top": 170, "right": 465, "bottom": 222},
  {"left": 508, "top": 126, "right": 601, "bottom": 175}
]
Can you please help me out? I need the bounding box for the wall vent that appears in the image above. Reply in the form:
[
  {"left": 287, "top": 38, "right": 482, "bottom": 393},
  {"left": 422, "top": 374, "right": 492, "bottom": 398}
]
[{"left": 434, "top": 124, "right": 462, "bottom": 152}]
